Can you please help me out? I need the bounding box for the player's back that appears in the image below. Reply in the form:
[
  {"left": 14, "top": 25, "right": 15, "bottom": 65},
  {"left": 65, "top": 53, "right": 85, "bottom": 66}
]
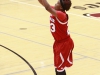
[{"left": 50, "top": 13, "right": 70, "bottom": 41}]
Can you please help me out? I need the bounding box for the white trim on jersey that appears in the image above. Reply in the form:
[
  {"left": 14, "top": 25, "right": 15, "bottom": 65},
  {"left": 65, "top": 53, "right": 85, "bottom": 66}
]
[{"left": 56, "top": 17, "right": 68, "bottom": 25}]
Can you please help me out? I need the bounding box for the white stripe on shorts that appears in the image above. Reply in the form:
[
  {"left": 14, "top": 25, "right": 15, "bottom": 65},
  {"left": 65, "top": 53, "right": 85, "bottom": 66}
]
[{"left": 58, "top": 53, "right": 64, "bottom": 68}]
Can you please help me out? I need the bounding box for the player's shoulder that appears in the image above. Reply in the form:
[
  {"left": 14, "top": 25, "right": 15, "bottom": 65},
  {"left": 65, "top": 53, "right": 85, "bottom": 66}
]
[
  {"left": 57, "top": 11, "right": 67, "bottom": 18},
  {"left": 56, "top": 11, "right": 68, "bottom": 22}
]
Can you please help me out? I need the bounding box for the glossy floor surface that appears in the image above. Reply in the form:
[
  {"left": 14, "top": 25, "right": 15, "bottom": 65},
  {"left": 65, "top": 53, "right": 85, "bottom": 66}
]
[{"left": 0, "top": 0, "right": 100, "bottom": 75}]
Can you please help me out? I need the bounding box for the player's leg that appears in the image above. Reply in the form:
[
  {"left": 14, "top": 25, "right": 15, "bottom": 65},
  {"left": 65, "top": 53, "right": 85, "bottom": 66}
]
[
  {"left": 55, "top": 68, "right": 66, "bottom": 75},
  {"left": 55, "top": 68, "right": 59, "bottom": 75},
  {"left": 55, "top": 69, "right": 66, "bottom": 75},
  {"left": 58, "top": 70, "right": 66, "bottom": 75}
]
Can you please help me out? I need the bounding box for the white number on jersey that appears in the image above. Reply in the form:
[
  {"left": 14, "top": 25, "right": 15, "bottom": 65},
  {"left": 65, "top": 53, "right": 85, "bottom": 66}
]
[
  {"left": 50, "top": 23, "right": 70, "bottom": 35},
  {"left": 50, "top": 23, "right": 55, "bottom": 32}
]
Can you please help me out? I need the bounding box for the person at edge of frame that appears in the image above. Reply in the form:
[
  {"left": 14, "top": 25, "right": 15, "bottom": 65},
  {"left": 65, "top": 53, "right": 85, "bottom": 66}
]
[{"left": 38, "top": 0, "right": 74, "bottom": 75}]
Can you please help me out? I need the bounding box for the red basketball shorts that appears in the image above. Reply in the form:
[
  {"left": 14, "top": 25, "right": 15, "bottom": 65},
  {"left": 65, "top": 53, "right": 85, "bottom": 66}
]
[{"left": 53, "top": 38, "right": 74, "bottom": 72}]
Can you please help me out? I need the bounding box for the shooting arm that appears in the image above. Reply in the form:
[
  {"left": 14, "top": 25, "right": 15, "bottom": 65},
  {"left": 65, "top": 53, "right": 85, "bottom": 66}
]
[
  {"left": 38, "top": 0, "right": 44, "bottom": 6},
  {"left": 38, "top": 0, "right": 57, "bottom": 17}
]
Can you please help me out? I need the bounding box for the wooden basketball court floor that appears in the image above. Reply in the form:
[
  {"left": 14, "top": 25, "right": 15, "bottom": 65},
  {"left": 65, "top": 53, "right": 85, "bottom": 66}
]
[{"left": 0, "top": 0, "right": 100, "bottom": 75}]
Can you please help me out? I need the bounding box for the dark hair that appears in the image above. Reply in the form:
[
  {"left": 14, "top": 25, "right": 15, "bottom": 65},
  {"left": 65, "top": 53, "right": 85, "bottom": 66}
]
[{"left": 60, "top": 0, "right": 72, "bottom": 11}]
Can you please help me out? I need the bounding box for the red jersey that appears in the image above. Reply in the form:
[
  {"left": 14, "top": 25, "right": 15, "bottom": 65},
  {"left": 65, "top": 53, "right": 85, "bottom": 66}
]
[{"left": 50, "top": 11, "right": 70, "bottom": 41}]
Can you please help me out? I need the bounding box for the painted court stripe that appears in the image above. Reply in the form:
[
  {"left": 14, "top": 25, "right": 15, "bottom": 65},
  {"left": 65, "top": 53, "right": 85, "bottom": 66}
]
[{"left": 10, "top": 0, "right": 100, "bottom": 22}]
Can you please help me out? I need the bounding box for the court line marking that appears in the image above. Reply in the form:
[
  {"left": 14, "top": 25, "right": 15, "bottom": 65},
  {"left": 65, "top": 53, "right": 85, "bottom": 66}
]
[
  {"left": 5, "top": 64, "right": 53, "bottom": 75},
  {"left": 4, "top": 54, "right": 86, "bottom": 75},
  {"left": 10, "top": 0, "right": 44, "bottom": 8},
  {"left": 1, "top": 12, "right": 100, "bottom": 41},
  {"left": 4, "top": 57, "right": 93, "bottom": 75},
  {"left": 0, "top": 13, "right": 100, "bottom": 41},
  {"left": 10, "top": 0, "right": 100, "bottom": 22},
  {"left": 0, "top": 45, "right": 37, "bottom": 75},
  {"left": 0, "top": 31, "right": 52, "bottom": 47},
  {"left": 0, "top": 0, "right": 99, "bottom": 74},
  {"left": 0, "top": 31, "right": 100, "bottom": 62},
  {"left": 5, "top": 55, "right": 100, "bottom": 75},
  {"left": 0, "top": 13, "right": 48, "bottom": 27}
]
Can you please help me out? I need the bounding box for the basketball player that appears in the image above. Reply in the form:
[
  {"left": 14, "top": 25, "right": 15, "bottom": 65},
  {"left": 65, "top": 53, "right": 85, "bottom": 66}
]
[{"left": 38, "top": 0, "right": 74, "bottom": 75}]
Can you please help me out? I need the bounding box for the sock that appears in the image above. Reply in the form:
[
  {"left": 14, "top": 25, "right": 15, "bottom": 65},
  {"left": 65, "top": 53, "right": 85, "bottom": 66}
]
[
  {"left": 55, "top": 68, "right": 59, "bottom": 75},
  {"left": 58, "top": 70, "right": 66, "bottom": 75}
]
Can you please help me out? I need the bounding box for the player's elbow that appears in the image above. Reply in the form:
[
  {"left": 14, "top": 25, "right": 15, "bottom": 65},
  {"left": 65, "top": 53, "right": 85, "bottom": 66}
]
[{"left": 45, "top": 6, "right": 50, "bottom": 11}]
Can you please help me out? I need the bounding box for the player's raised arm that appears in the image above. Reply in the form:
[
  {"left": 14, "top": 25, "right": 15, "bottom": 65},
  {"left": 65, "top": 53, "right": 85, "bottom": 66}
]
[
  {"left": 38, "top": 0, "right": 57, "bottom": 17},
  {"left": 38, "top": 0, "right": 44, "bottom": 6}
]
